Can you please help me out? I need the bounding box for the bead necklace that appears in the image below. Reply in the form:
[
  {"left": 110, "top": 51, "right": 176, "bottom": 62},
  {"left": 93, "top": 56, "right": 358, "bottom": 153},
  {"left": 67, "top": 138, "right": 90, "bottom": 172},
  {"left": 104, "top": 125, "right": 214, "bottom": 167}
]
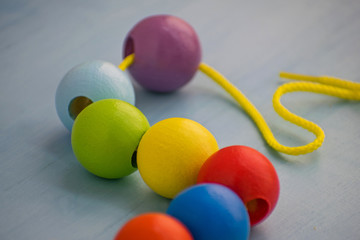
[{"left": 55, "top": 14, "right": 360, "bottom": 240}]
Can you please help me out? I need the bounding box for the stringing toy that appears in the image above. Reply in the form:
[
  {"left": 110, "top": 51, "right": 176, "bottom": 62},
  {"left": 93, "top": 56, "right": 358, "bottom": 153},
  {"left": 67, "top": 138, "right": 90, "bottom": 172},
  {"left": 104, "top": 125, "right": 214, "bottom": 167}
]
[
  {"left": 55, "top": 13, "right": 360, "bottom": 240},
  {"left": 167, "top": 183, "right": 250, "bottom": 240},
  {"left": 55, "top": 60, "right": 135, "bottom": 130},
  {"left": 114, "top": 213, "right": 193, "bottom": 240},
  {"left": 123, "top": 15, "right": 201, "bottom": 92},
  {"left": 197, "top": 145, "right": 280, "bottom": 226},
  {"left": 71, "top": 99, "right": 149, "bottom": 179},
  {"left": 137, "top": 118, "right": 218, "bottom": 199}
]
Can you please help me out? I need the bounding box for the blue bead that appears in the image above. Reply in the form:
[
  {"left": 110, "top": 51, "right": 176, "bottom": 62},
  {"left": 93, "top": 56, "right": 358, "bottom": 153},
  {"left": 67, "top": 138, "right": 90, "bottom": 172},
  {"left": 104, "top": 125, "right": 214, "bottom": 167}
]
[
  {"left": 55, "top": 60, "right": 135, "bottom": 131},
  {"left": 167, "top": 183, "right": 250, "bottom": 240}
]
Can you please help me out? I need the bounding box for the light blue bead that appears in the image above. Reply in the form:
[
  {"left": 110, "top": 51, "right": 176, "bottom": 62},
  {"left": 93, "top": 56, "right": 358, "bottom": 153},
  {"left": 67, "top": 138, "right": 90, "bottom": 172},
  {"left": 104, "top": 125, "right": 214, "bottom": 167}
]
[
  {"left": 55, "top": 60, "right": 135, "bottom": 131},
  {"left": 167, "top": 183, "right": 250, "bottom": 240}
]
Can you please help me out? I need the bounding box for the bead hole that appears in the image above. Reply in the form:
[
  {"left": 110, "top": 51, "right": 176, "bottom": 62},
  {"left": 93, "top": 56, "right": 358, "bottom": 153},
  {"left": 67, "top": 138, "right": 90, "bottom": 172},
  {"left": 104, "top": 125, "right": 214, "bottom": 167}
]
[
  {"left": 68, "top": 96, "right": 93, "bottom": 120},
  {"left": 124, "top": 36, "right": 135, "bottom": 57},
  {"left": 246, "top": 198, "right": 270, "bottom": 225},
  {"left": 131, "top": 150, "right": 138, "bottom": 168}
]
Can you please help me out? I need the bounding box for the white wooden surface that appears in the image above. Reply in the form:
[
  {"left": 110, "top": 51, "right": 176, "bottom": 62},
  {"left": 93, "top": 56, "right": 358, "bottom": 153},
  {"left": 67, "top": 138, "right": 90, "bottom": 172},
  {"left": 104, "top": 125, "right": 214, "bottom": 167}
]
[{"left": 1, "top": 0, "right": 359, "bottom": 239}]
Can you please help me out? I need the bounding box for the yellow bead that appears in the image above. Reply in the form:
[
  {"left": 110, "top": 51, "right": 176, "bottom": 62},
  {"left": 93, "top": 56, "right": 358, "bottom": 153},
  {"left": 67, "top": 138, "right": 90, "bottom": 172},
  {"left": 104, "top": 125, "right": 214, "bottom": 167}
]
[{"left": 137, "top": 118, "right": 218, "bottom": 199}]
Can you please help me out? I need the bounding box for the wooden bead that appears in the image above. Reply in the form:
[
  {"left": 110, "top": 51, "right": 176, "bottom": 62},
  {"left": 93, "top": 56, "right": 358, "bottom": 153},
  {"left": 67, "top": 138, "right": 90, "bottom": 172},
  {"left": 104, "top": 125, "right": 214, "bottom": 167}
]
[
  {"left": 197, "top": 145, "right": 280, "bottom": 226},
  {"left": 114, "top": 213, "right": 193, "bottom": 240},
  {"left": 55, "top": 60, "right": 135, "bottom": 131},
  {"left": 167, "top": 184, "right": 250, "bottom": 240},
  {"left": 123, "top": 15, "right": 201, "bottom": 92},
  {"left": 137, "top": 118, "right": 218, "bottom": 198},
  {"left": 71, "top": 99, "right": 149, "bottom": 179}
]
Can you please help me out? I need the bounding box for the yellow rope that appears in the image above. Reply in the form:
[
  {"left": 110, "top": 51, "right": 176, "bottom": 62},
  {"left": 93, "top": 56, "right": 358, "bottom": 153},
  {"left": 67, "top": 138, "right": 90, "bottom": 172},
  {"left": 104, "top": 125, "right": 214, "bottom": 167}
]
[
  {"left": 120, "top": 54, "right": 360, "bottom": 155},
  {"left": 279, "top": 72, "right": 360, "bottom": 91},
  {"left": 118, "top": 54, "right": 135, "bottom": 71},
  {"left": 199, "top": 64, "right": 360, "bottom": 155}
]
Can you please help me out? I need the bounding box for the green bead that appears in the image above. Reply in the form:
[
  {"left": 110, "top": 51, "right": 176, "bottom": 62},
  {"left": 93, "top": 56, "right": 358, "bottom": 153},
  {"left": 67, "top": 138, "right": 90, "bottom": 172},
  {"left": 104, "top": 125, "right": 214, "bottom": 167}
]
[{"left": 71, "top": 99, "right": 150, "bottom": 179}]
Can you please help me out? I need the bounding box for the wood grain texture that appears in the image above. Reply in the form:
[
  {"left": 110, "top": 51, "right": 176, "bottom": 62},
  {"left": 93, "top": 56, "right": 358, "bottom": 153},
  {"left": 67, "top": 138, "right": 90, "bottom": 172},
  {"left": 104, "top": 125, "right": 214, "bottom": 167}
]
[{"left": 1, "top": 0, "right": 359, "bottom": 239}]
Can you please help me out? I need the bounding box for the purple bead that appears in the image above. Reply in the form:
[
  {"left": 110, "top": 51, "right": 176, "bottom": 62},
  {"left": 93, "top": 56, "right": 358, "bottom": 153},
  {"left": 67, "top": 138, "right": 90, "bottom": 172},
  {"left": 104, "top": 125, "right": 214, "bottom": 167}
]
[{"left": 123, "top": 15, "right": 201, "bottom": 92}]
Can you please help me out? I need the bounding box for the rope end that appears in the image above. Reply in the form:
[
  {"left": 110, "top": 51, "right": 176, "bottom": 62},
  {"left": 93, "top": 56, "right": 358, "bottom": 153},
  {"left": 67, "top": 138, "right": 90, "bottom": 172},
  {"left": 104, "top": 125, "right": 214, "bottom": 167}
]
[{"left": 118, "top": 54, "right": 135, "bottom": 71}]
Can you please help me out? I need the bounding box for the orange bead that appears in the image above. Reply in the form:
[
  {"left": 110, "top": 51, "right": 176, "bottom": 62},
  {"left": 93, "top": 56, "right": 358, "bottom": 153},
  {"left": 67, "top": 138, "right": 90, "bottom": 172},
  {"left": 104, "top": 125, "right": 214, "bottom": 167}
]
[{"left": 114, "top": 213, "right": 193, "bottom": 240}]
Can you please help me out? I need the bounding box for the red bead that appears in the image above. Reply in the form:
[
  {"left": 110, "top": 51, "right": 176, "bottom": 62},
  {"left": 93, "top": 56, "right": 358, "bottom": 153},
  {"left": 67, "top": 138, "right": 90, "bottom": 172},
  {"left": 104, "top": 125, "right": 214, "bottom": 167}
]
[
  {"left": 197, "top": 145, "right": 280, "bottom": 226},
  {"left": 114, "top": 213, "right": 193, "bottom": 240}
]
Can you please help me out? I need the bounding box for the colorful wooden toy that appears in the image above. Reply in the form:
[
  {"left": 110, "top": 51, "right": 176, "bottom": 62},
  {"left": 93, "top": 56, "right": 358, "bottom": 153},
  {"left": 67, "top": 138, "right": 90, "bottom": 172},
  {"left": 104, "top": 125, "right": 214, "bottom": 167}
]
[
  {"left": 56, "top": 13, "right": 354, "bottom": 240},
  {"left": 55, "top": 12, "right": 360, "bottom": 240}
]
